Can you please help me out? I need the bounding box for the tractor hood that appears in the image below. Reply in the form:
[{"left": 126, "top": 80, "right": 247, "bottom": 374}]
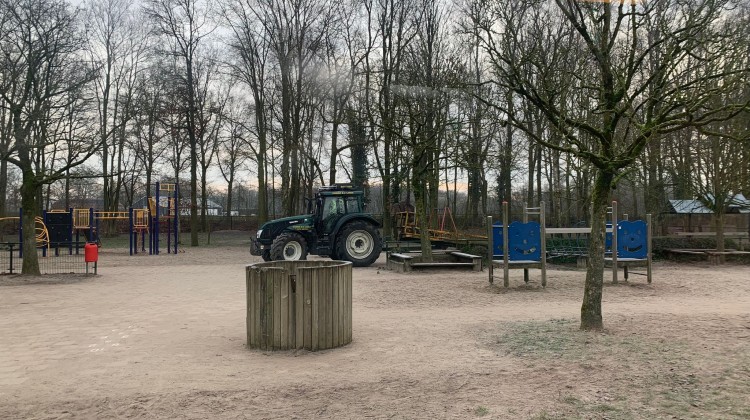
[
  {"left": 260, "top": 214, "right": 312, "bottom": 228},
  {"left": 256, "top": 214, "right": 314, "bottom": 241}
]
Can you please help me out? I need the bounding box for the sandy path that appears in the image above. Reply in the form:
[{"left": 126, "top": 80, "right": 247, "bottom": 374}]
[{"left": 1, "top": 248, "right": 748, "bottom": 419}]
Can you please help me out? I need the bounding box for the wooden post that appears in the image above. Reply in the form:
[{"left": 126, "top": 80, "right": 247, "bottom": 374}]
[
  {"left": 522, "top": 202, "right": 529, "bottom": 284},
  {"left": 647, "top": 213, "right": 653, "bottom": 284},
  {"left": 540, "top": 201, "right": 547, "bottom": 288},
  {"left": 503, "top": 202, "right": 509, "bottom": 288},
  {"left": 487, "top": 216, "right": 494, "bottom": 285},
  {"left": 611, "top": 201, "right": 618, "bottom": 284}
]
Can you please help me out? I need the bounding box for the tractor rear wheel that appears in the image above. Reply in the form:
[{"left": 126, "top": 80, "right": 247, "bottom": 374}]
[
  {"left": 271, "top": 232, "right": 308, "bottom": 261},
  {"left": 335, "top": 222, "right": 382, "bottom": 267}
]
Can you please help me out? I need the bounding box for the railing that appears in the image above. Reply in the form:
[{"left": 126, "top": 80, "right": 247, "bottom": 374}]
[{"left": 1, "top": 242, "right": 89, "bottom": 275}]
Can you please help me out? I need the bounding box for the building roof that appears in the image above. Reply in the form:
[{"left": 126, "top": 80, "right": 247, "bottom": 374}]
[
  {"left": 729, "top": 193, "right": 750, "bottom": 213},
  {"left": 669, "top": 194, "right": 750, "bottom": 214},
  {"left": 669, "top": 199, "right": 712, "bottom": 214}
]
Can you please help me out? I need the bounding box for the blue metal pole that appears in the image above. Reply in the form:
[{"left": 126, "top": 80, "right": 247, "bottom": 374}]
[
  {"left": 129, "top": 208, "right": 134, "bottom": 256},
  {"left": 167, "top": 210, "right": 171, "bottom": 253},
  {"left": 151, "top": 190, "right": 155, "bottom": 255},
  {"left": 174, "top": 184, "right": 179, "bottom": 254},
  {"left": 155, "top": 182, "right": 160, "bottom": 255}
]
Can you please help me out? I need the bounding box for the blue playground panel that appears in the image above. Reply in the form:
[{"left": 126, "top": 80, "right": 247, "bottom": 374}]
[
  {"left": 508, "top": 221, "right": 541, "bottom": 261},
  {"left": 495, "top": 220, "right": 646, "bottom": 260},
  {"left": 617, "top": 220, "right": 648, "bottom": 259},
  {"left": 493, "top": 221, "right": 541, "bottom": 261}
]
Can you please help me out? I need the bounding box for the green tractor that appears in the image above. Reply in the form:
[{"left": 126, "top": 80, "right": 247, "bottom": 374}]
[{"left": 250, "top": 185, "right": 382, "bottom": 267}]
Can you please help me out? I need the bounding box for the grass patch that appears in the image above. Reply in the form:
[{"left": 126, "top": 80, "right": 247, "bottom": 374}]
[
  {"left": 474, "top": 406, "right": 489, "bottom": 417},
  {"left": 487, "top": 318, "right": 750, "bottom": 419}
]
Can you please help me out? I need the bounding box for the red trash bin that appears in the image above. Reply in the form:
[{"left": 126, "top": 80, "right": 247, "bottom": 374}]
[
  {"left": 85, "top": 242, "right": 98, "bottom": 262},
  {"left": 85, "top": 242, "right": 98, "bottom": 274}
]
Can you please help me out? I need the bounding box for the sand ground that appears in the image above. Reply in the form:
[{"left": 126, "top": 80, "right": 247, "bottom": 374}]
[{"left": 1, "top": 239, "right": 749, "bottom": 419}]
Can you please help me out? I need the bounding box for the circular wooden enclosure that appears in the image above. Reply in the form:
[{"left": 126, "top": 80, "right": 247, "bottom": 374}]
[{"left": 245, "top": 260, "right": 353, "bottom": 351}]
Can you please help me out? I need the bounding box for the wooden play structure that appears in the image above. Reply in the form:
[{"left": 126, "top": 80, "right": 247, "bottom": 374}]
[
  {"left": 68, "top": 182, "right": 179, "bottom": 255},
  {"left": 488, "top": 202, "right": 547, "bottom": 288},
  {"left": 387, "top": 206, "right": 484, "bottom": 272},
  {"left": 487, "top": 201, "right": 654, "bottom": 287},
  {"left": 605, "top": 201, "right": 652, "bottom": 283},
  {"left": 0, "top": 215, "right": 50, "bottom": 254},
  {"left": 393, "top": 206, "right": 487, "bottom": 247}
]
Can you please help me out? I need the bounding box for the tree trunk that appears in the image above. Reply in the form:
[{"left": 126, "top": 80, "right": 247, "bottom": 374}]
[
  {"left": 227, "top": 179, "right": 234, "bottom": 229},
  {"left": 413, "top": 160, "right": 432, "bottom": 261},
  {"left": 0, "top": 158, "right": 7, "bottom": 217},
  {"left": 186, "top": 58, "right": 199, "bottom": 247},
  {"left": 20, "top": 171, "right": 41, "bottom": 275},
  {"left": 580, "top": 169, "right": 614, "bottom": 331},
  {"left": 329, "top": 119, "right": 339, "bottom": 185},
  {"left": 716, "top": 210, "right": 725, "bottom": 253}
]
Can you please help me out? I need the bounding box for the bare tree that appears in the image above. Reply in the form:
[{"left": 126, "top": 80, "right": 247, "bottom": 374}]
[
  {"left": 86, "top": 0, "right": 136, "bottom": 216},
  {"left": 217, "top": 93, "right": 251, "bottom": 227},
  {"left": 221, "top": 0, "right": 272, "bottom": 223},
  {"left": 260, "top": 0, "right": 332, "bottom": 215},
  {"left": 366, "top": 0, "right": 420, "bottom": 236},
  {"left": 0, "top": 0, "right": 97, "bottom": 274},
  {"left": 193, "top": 47, "right": 223, "bottom": 231},
  {"left": 474, "top": 0, "right": 750, "bottom": 330},
  {"left": 132, "top": 62, "right": 170, "bottom": 198},
  {"left": 144, "top": 0, "right": 215, "bottom": 246}
]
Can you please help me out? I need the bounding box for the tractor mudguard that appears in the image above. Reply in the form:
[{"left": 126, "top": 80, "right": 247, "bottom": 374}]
[{"left": 331, "top": 214, "right": 381, "bottom": 240}]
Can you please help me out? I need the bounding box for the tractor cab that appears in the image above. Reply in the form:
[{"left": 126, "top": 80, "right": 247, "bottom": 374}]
[
  {"left": 314, "top": 189, "right": 364, "bottom": 236},
  {"left": 252, "top": 184, "right": 382, "bottom": 267}
]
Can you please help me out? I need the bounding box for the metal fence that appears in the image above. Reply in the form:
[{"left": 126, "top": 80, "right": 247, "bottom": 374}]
[{"left": 1, "top": 242, "right": 88, "bottom": 275}]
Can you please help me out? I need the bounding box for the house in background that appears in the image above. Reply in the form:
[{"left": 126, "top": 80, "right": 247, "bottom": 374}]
[
  {"left": 132, "top": 196, "right": 224, "bottom": 217},
  {"left": 665, "top": 194, "right": 750, "bottom": 233}
]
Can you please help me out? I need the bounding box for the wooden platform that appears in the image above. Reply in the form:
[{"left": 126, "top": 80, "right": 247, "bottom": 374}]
[
  {"left": 491, "top": 259, "right": 543, "bottom": 269},
  {"left": 387, "top": 251, "right": 482, "bottom": 273}
]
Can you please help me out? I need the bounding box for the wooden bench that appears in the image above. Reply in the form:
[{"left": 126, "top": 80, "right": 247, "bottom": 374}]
[
  {"left": 665, "top": 249, "right": 750, "bottom": 265},
  {"left": 675, "top": 232, "right": 749, "bottom": 251},
  {"left": 387, "top": 253, "right": 414, "bottom": 273},
  {"left": 411, "top": 262, "right": 475, "bottom": 270},
  {"left": 387, "top": 251, "right": 483, "bottom": 273},
  {"left": 448, "top": 251, "right": 482, "bottom": 271},
  {"left": 705, "top": 250, "right": 750, "bottom": 264}
]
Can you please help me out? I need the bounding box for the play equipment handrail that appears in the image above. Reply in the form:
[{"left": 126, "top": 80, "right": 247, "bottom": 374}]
[
  {"left": 94, "top": 211, "right": 131, "bottom": 219},
  {"left": 132, "top": 208, "right": 149, "bottom": 228},
  {"left": 73, "top": 209, "right": 91, "bottom": 229},
  {"left": 546, "top": 227, "right": 613, "bottom": 234}
]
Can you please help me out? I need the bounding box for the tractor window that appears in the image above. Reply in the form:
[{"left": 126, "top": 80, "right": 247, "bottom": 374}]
[
  {"left": 322, "top": 196, "right": 345, "bottom": 232},
  {"left": 323, "top": 197, "right": 345, "bottom": 219},
  {"left": 345, "top": 197, "right": 361, "bottom": 214}
]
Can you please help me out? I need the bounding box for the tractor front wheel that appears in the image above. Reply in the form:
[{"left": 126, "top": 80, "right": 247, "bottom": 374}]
[
  {"left": 271, "top": 232, "right": 308, "bottom": 261},
  {"left": 336, "top": 222, "right": 382, "bottom": 267}
]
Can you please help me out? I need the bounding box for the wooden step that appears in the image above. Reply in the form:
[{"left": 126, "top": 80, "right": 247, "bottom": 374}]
[{"left": 411, "top": 262, "right": 474, "bottom": 267}]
